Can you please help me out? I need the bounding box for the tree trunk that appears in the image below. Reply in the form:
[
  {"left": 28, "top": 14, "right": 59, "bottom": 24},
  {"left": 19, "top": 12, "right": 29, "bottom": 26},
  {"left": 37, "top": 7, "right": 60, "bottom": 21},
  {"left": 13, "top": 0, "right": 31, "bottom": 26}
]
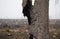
[
  {"left": 22, "top": 0, "right": 50, "bottom": 39},
  {"left": 29, "top": 0, "right": 50, "bottom": 39}
]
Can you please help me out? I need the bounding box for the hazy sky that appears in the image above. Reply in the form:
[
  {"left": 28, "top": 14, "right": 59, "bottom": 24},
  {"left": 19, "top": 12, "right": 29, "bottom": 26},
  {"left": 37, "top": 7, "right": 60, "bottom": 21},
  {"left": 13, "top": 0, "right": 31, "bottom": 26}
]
[
  {"left": 0, "top": 0, "right": 60, "bottom": 19},
  {"left": 0, "top": 0, "right": 27, "bottom": 19},
  {"left": 49, "top": 0, "right": 60, "bottom": 19}
]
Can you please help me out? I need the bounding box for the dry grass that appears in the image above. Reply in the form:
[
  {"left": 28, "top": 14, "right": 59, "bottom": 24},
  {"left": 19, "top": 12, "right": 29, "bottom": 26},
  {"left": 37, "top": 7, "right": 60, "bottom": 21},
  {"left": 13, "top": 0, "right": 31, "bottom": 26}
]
[
  {"left": 0, "top": 28, "right": 29, "bottom": 39},
  {"left": 49, "top": 29, "right": 60, "bottom": 39}
]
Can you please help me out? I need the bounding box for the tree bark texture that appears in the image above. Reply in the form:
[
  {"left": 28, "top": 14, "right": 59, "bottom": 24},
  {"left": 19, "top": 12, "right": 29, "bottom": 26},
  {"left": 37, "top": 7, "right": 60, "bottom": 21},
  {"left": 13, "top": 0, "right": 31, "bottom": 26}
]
[
  {"left": 22, "top": 0, "right": 50, "bottom": 39},
  {"left": 29, "top": 0, "right": 50, "bottom": 39}
]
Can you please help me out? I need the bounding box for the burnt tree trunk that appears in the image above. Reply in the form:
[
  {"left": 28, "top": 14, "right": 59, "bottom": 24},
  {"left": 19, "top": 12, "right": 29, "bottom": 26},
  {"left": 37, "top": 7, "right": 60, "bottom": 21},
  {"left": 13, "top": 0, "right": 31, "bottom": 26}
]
[{"left": 22, "top": 0, "right": 50, "bottom": 39}]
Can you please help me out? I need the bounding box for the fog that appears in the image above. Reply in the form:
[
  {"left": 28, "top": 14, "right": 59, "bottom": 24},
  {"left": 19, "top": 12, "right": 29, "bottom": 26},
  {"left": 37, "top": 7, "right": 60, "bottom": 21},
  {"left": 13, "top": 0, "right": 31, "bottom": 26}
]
[{"left": 0, "top": 0, "right": 60, "bottom": 19}]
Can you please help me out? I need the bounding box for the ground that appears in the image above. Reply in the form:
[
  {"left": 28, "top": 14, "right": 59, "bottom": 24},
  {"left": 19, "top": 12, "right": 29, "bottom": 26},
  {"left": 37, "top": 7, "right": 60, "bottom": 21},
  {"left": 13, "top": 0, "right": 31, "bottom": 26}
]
[
  {"left": 0, "top": 28, "right": 29, "bottom": 39},
  {"left": 0, "top": 19, "right": 60, "bottom": 39},
  {"left": 0, "top": 28, "right": 60, "bottom": 39}
]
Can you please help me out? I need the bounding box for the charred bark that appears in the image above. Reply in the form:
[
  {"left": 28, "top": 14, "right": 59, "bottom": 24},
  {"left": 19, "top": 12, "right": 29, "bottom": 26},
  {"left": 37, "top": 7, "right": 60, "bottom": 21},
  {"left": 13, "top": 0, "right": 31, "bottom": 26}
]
[
  {"left": 22, "top": 0, "right": 50, "bottom": 39},
  {"left": 22, "top": 0, "right": 32, "bottom": 25},
  {"left": 29, "top": 33, "right": 33, "bottom": 39}
]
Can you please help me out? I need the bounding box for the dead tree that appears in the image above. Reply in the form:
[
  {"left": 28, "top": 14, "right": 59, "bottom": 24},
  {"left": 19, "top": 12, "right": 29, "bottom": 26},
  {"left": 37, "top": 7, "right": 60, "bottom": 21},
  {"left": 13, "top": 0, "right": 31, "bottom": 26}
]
[{"left": 22, "top": 0, "right": 50, "bottom": 39}]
